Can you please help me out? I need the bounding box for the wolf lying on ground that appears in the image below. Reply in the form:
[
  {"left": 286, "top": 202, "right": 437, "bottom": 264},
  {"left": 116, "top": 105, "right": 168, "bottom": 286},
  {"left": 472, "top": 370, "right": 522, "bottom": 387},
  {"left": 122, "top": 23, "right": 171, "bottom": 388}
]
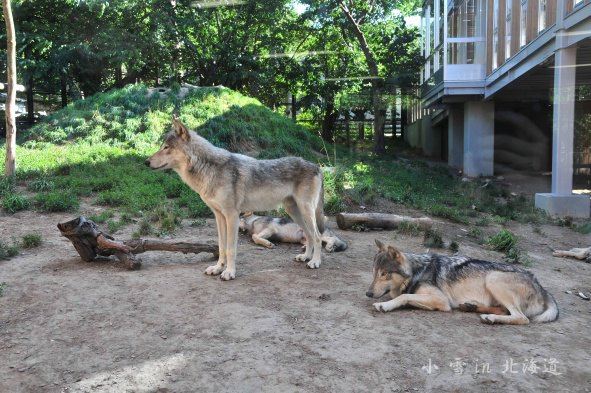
[
  {"left": 366, "top": 240, "right": 558, "bottom": 325},
  {"left": 146, "top": 117, "right": 325, "bottom": 280},
  {"left": 239, "top": 213, "right": 348, "bottom": 252}
]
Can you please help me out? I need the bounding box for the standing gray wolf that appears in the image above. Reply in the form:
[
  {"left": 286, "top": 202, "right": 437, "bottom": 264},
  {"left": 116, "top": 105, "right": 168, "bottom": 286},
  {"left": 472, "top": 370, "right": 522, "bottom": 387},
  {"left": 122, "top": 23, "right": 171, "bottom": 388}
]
[
  {"left": 239, "top": 212, "right": 348, "bottom": 252},
  {"left": 146, "top": 117, "right": 325, "bottom": 280},
  {"left": 366, "top": 240, "right": 558, "bottom": 325}
]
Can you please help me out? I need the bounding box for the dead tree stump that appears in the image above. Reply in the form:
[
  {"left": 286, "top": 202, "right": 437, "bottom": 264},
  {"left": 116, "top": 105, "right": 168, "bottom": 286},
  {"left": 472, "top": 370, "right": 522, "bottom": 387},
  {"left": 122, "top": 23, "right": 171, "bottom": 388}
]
[
  {"left": 57, "top": 216, "right": 218, "bottom": 270},
  {"left": 336, "top": 212, "right": 433, "bottom": 230}
]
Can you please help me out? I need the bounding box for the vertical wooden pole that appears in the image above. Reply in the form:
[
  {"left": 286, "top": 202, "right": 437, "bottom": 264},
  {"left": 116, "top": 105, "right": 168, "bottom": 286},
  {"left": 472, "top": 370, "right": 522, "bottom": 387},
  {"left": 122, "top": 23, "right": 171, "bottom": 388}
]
[{"left": 3, "top": 0, "right": 17, "bottom": 176}]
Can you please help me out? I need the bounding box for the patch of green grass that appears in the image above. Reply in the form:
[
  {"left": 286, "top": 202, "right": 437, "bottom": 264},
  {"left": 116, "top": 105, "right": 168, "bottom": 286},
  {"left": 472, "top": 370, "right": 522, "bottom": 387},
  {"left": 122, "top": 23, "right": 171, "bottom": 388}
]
[
  {"left": 89, "top": 210, "right": 115, "bottom": 224},
  {"left": 574, "top": 221, "right": 591, "bottom": 235},
  {"left": 475, "top": 216, "right": 491, "bottom": 227},
  {"left": 423, "top": 228, "right": 445, "bottom": 248},
  {"left": 35, "top": 191, "right": 79, "bottom": 212},
  {"left": 0, "top": 282, "right": 5, "bottom": 297},
  {"left": 0, "top": 240, "right": 19, "bottom": 260},
  {"left": 397, "top": 221, "right": 422, "bottom": 236},
  {"left": 467, "top": 227, "right": 484, "bottom": 243},
  {"left": 487, "top": 229, "right": 517, "bottom": 253},
  {"left": 132, "top": 219, "right": 154, "bottom": 239},
  {"left": 504, "top": 247, "right": 533, "bottom": 266},
  {"left": 106, "top": 212, "right": 135, "bottom": 234},
  {"left": 190, "top": 218, "right": 207, "bottom": 227},
  {"left": 2, "top": 193, "right": 30, "bottom": 213},
  {"left": 27, "top": 178, "right": 55, "bottom": 192},
  {"left": 21, "top": 233, "right": 42, "bottom": 248},
  {"left": 149, "top": 204, "right": 183, "bottom": 236},
  {"left": 0, "top": 176, "right": 15, "bottom": 196}
]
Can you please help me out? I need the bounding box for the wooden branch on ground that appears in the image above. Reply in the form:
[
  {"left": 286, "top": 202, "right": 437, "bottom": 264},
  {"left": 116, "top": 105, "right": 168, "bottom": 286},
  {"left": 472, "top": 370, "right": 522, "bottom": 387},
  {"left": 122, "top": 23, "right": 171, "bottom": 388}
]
[
  {"left": 552, "top": 247, "right": 591, "bottom": 263},
  {"left": 57, "top": 216, "right": 218, "bottom": 270},
  {"left": 336, "top": 212, "right": 433, "bottom": 231}
]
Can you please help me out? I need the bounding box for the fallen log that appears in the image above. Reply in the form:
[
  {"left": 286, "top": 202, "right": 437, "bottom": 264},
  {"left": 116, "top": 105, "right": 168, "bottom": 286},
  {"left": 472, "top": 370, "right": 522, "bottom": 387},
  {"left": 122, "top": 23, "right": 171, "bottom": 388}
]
[
  {"left": 552, "top": 246, "right": 591, "bottom": 263},
  {"left": 336, "top": 212, "right": 433, "bottom": 231},
  {"left": 57, "top": 216, "right": 218, "bottom": 270}
]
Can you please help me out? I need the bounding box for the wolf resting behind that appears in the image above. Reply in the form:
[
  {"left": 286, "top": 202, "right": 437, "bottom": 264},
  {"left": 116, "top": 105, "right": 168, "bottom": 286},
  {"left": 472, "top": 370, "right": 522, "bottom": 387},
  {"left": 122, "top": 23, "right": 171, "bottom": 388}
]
[
  {"left": 367, "top": 240, "right": 558, "bottom": 325},
  {"left": 146, "top": 117, "right": 325, "bottom": 280},
  {"left": 239, "top": 213, "right": 348, "bottom": 252}
]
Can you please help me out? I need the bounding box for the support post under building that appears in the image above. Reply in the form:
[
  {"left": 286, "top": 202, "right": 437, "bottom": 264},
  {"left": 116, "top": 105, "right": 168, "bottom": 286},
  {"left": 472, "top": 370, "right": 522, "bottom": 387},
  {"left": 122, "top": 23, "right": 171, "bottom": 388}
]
[
  {"left": 463, "top": 101, "right": 494, "bottom": 177},
  {"left": 448, "top": 105, "right": 464, "bottom": 169},
  {"left": 535, "top": 45, "right": 590, "bottom": 217}
]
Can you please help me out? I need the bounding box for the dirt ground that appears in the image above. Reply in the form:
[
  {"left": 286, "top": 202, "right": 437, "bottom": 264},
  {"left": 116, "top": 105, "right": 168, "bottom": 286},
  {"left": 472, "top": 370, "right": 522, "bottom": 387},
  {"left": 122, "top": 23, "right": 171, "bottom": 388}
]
[{"left": 1, "top": 202, "right": 590, "bottom": 393}]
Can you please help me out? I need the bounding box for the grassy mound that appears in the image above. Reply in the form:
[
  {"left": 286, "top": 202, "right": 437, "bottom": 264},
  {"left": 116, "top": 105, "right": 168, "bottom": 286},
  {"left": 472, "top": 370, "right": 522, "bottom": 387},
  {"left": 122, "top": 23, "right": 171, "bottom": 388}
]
[
  {"left": 27, "top": 84, "right": 324, "bottom": 159},
  {"left": 0, "top": 84, "right": 325, "bottom": 224}
]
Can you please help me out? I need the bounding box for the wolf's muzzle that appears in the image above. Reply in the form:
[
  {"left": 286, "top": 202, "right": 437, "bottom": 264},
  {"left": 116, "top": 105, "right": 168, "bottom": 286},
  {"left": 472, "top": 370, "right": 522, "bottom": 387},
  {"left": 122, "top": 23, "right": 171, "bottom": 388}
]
[{"left": 144, "top": 159, "right": 151, "bottom": 167}]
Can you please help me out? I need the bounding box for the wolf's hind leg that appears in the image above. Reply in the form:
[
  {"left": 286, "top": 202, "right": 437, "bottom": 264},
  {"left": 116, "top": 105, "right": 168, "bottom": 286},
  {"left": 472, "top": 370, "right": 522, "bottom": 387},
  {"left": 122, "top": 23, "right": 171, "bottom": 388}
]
[
  {"left": 479, "top": 273, "right": 530, "bottom": 325},
  {"left": 297, "top": 201, "right": 322, "bottom": 269},
  {"left": 283, "top": 197, "right": 311, "bottom": 262},
  {"left": 205, "top": 209, "right": 227, "bottom": 276},
  {"left": 252, "top": 228, "right": 276, "bottom": 248},
  {"left": 459, "top": 302, "right": 508, "bottom": 315}
]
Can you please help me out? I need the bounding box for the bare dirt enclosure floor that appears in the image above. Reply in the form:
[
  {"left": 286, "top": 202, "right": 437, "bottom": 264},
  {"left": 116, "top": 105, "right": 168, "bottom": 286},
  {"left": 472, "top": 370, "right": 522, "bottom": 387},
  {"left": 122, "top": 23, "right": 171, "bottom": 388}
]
[{"left": 1, "top": 208, "right": 590, "bottom": 393}]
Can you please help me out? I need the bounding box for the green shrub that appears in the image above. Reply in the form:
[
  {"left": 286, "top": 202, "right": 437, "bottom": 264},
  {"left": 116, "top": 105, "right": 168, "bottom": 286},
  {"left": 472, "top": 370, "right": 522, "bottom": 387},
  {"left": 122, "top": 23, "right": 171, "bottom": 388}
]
[
  {"left": 487, "top": 229, "right": 517, "bottom": 253},
  {"left": 423, "top": 228, "right": 444, "bottom": 248},
  {"left": 21, "top": 233, "right": 42, "bottom": 248},
  {"left": 504, "top": 247, "right": 533, "bottom": 266},
  {"left": 0, "top": 240, "right": 19, "bottom": 260},
  {"left": 35, "top": 191, "right": 79, "bottom": 212},
  {"left": 2, "top": 193, "right": 30, "bottom": 213},
  {"left": 449, "top": 241, "right": 459, "bottom": 253}
]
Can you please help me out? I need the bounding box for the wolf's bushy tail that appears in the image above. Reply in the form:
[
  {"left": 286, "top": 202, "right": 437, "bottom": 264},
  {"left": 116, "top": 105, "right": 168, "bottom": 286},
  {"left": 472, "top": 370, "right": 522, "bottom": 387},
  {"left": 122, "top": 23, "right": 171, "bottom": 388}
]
[
  {"left": 533, "top": 290, "right": 559, "bottom": 323},
  {"left": 315, "top": 180, "right": 325, "bottom": 234}
]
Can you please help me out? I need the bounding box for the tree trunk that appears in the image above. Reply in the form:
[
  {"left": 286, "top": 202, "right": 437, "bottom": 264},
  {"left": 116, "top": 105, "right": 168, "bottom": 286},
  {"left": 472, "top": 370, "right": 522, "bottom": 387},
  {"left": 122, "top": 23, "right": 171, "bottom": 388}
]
[
  {"left": 372, "top": 83, "right": 386, "bottom": 154},
  {"left": 60, "top": 72, "right": 68, "bottom": 107},
  {"left": 25, "top": 45, "right": 34, "bottom": 124},
  {"left": 291, "top": 93, "right": 297, "bottom": 122},
  {"left": 115, "top": 64, "right": 123, "bottom": 88},
  {"left": 170, "top": 0, "right": 183, "bottom": 83},
  {"left": 345, "top": 110, "right": 350, "bottom": 147},
  {"left": 3, "top": 0, "right": 17, "bottom": 176},
  {"left": 336, "top": 213, "right": 433, "bottom": 231},
  {"left": 321, "top": 98, "right": 337, "bottom": 142},
  {"left": 338, "top": 1, "right": 384, "bottom": 154}
]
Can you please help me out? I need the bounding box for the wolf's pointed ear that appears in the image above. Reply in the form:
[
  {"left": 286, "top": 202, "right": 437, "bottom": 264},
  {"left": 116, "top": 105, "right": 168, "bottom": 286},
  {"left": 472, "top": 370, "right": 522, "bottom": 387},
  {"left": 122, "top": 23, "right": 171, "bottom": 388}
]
[
  {"left": 375, "top": 239, "right": 386, "bottom": 251},
  {"left": 172, "top": 116, "right": 190, "bottom": 141},
  {"left": 387, "top": 246, "right": 403, "bottom": 261}
]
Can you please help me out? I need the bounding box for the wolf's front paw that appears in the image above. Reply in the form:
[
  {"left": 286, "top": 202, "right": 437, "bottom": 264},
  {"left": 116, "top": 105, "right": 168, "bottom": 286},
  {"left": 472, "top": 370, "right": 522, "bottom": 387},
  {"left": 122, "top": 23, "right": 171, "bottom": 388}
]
[
  {"left": 373, "top": 302, "right": 390, "bottom": 312},
  {"left": 265, "top": 243, "right": 275, "bottom": 249},
  {"left": 205, "top": 264, "right": 224, "bottom": 276},
  {"left": 220, "top": 269, "right": 236, "bottom": 281},
  {"left": 295, "top": 253, "right": 310, "bottom": 262},
  {"left": 479, "top": 314, "right": 495, "bottom": 324}
]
